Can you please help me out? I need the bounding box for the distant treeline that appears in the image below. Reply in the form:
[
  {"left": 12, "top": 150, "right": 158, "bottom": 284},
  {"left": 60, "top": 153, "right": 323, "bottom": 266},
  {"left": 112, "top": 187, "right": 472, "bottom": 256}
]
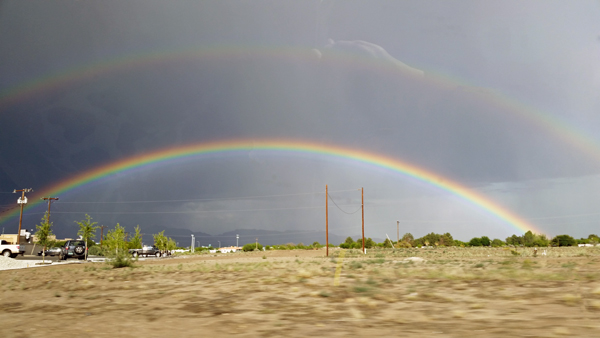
[{"left": 252, "top": 231, "right": 598, "bottom": 250}]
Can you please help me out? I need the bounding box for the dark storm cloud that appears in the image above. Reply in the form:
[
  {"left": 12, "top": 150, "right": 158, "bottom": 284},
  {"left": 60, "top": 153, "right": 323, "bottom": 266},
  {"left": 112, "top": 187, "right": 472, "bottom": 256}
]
[{"left": 1, "top": 1, "right": 600, "bottom": 240}]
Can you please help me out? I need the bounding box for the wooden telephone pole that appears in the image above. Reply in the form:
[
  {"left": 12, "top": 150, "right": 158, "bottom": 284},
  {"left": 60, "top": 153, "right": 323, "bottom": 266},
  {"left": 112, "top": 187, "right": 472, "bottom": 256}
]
[
  {"left": 361, "top": 187, "right": 365, "bottom": 254},
  {"left": 14, "top": 188, "right": 33, "bottom": 244},
  {"left": 100, "top": 225, "right": 106, "bottom": 249},
  {"left": 397, "top": 220, "right": 400, "bottom": 248},
  {"left": 326, "top": 185, "right": 329, "bottom": 257},
  {"left": 41, "top": 197, "right": 59, "bottom": 223}
]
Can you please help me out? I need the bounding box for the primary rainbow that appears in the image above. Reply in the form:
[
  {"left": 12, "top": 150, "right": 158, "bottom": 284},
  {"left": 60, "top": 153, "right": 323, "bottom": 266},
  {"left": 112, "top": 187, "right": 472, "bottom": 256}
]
[{"left": 0, "top": 139, "right": 542, "bottom": 234}]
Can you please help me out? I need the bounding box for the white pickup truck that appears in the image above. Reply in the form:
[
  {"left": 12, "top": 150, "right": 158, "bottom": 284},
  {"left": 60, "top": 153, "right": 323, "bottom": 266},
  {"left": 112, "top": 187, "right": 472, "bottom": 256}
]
[{"left": 0, "top": 239, "right": 25, "bottom": 258}]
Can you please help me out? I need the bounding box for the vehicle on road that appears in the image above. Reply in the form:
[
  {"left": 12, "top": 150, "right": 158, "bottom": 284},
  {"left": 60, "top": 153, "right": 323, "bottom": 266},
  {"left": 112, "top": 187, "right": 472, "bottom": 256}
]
[
  {"left": 129, "top": 245, "right": 162, "bottom": 258},
  {"left": 59, "top": 240, "right": 87, "bottom": 260},
  {"left": 37, "top": 247, "right": 61, "bottom": 256},
  {"left": 0, "top": 239, "right": 25, "bottom": 258}
]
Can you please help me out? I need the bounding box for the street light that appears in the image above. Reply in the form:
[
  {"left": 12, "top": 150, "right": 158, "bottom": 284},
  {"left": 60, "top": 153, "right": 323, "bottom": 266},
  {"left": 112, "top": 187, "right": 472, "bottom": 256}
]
[{"left": 236, "top": 234, "right": 239, "bottom": 247}]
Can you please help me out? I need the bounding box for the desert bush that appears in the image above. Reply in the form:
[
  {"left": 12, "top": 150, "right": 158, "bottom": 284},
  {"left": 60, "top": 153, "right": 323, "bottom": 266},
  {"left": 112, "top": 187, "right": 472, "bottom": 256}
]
[
  {"left": 88, "top": 246, "right": 103, "bottom": 256},
  {"left": 106, "top": 250, "right": 135, "bottom": 268},
  {"left": 243, "top": 243, "right": 263, "bottom": 251}
]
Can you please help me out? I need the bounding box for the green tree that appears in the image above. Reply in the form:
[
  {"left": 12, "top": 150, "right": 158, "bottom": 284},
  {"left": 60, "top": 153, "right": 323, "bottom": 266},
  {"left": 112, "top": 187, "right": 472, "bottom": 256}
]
[
  {"left": 382, "top": 238, "right": 393, "bottom": 248},
  {"left": 104, "top": 223, "right": 133, "bottom": 268},
  {"left": 440, "top": 233, "right": 454, "bottom": 246},
  {"left": 523, "top": 231, "right": 535, "bottom": 247},
  {"left": 469, "top": 237, "right": 482, "bottom": 247},
  {"left": 364, "top": 237, "right": 376, "bottom": 249},
  {"left": 401, "top": 233, "right": 414, "bottom": 244},
  {"left": 532, "top": 233, "right": 549, "bottom": 247},
  {"left": 340, "top": 237, "right": 355, "bottom": 249},
  {"left": 105, "top": 223, "right": 127, "bottom": 254},
  {"left": 421, "top": 233, "right": 441, "bottom": 247},
  {"left": 35, "top": 212, "right": 54, "bottom": 263},
  {"left": 167, "top": 237, "right": 177, "bottom": 252},
  {"left": 480, "top": 236, "right": 491, "bottom": 247},
  {"left": 491, "top": 238, "right": 504, "bottom": 247},
  {"left": 76, "top": 214, "right": 98, "bottom": 260},
  {"left": 551, "top": 235, "right": 576, "bottom": 247},
  {"left": 453, "top": 240, "right": 467, "bottom": 247},
  {"left": 128, "top": 225, "right": 143, "bottom": 250},
  {"left": 506, "top": 234, "right": 523, "bottom": 246},
  {"left": 153, "top": 231, "right": 168, "bottom": 253}
]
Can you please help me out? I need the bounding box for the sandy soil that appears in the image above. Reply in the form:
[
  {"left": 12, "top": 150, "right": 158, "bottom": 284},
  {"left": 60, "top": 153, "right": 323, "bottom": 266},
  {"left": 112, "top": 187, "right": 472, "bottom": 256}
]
[{"left": 1, "top": 247, "right": 600, "bottom": 337}]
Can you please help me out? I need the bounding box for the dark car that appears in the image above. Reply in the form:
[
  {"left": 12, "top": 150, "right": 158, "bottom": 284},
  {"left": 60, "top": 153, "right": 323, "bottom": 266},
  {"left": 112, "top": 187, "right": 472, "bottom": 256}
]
[
  {"left": 59, "top": 240, "right": 87, "bottom": 260},
  {"left": 37, "top": 247, "right": 61, "bottom": 256}
]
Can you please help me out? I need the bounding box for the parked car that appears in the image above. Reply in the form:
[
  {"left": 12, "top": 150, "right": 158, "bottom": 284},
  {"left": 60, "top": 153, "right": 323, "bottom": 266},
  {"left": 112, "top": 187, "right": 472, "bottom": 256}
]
[
  {"left": 129, "top": 245, "right": 161, "bottom": 258},
  {"left": 59, "top": 240, "right": 87, "bottom": 260},
  {"left": 37, "top": 247, "right": 61, "bottom": 256},
  {"left": 0, "top": 239, "right": 25, "bottom": 258}
]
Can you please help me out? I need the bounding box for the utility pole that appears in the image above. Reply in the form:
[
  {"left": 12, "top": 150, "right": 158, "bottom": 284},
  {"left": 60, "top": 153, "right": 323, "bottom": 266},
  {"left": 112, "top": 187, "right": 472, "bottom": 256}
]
[
  {"left": 100, "top": 225, "right": 105, "bottom": 249},
  {"left": 14, "top": 188, "right": 33, "bottom": 244},
  {"left": 41, "top": 197, "right": 59, "bottom": 223},
  {"left": 255, "top": 238, "right": 258, "bottom": 250},
  {"left": 397, "top": 220, "right": 400, "bottom": 248},
  {"left": 191, "top": 234, "right": 195, "bottom": 252},
  {"left": 326, "top": 185, "right": 329, "bottom": 257},
  {"left": 361, "top": 187, "right": 365, "bottom": 254},
  {"left": 236, "top": 234, "right": 239, "bottom": 248}
]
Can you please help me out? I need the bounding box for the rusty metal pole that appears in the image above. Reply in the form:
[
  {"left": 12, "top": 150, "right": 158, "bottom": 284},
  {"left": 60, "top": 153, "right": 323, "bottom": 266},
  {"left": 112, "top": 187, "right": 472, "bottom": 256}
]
[
  {"left": 361, "top": 187, "right": 365, "bottom": 254},
  {"left": 326, "top": 185, "right": 329, "bottom": 257}
]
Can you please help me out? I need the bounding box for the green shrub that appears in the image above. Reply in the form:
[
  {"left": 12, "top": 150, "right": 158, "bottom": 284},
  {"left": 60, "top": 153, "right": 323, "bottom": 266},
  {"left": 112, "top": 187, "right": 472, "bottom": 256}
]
[
  {"left": 242, "top": 243, "right": 263, "bottom": 252},
  {"left": 88, "top": 246, "right": 103, "bottom": 256},
  {"left": 105, "top": 249, "right": 135, "bottom": 268}
]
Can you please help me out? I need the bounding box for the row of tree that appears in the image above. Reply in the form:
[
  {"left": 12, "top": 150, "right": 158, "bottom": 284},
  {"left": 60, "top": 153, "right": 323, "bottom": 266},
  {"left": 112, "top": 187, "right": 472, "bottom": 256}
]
[{"left": 34, "top": 213, "right": 177, "bottom": 262}]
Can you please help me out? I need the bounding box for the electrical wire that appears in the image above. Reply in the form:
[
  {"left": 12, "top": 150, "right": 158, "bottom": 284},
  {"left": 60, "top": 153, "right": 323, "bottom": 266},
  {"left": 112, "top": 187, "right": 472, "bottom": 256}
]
[
  {"left": 327, "top": 192, "right": 361, "bottom": 214},
  {"left": 53, "top": 188, "right": 357, "bottom": 204},
  {"left": 49, "top": 205, "right": 327, "bottom": 214},
  {"left": 165, "top": 229, "right": 327, "bottom": 238}
]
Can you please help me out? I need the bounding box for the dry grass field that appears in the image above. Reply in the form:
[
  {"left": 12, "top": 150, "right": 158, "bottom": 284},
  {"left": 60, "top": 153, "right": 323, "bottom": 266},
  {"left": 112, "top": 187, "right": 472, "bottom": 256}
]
[{"left": 2, "top": 247, "right": 600, "bottom": 337}]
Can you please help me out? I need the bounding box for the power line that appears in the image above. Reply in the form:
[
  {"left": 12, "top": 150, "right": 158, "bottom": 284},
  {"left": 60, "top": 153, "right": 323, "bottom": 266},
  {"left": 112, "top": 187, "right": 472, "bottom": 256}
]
[
  {"left": 51, "top": 189, "right": 358, "bottom": 204},
  {"left": 327, "top": 192, "right": 361, "bottom": 214},
  {"left": 49, "top": 205, "right": 329, "bottom": 214}
]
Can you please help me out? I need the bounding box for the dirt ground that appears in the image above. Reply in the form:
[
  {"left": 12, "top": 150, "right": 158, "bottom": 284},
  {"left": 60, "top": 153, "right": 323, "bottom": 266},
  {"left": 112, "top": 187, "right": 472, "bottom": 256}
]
[{"left": 1, "top": 247, "right": 600, "bottom": 337}]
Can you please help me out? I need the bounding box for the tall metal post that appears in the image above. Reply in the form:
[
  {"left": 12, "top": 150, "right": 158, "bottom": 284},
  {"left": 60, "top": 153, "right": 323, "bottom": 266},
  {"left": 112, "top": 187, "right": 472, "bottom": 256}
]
[{"left": 326, "top": 185, "right": 329, "bottom": 257}]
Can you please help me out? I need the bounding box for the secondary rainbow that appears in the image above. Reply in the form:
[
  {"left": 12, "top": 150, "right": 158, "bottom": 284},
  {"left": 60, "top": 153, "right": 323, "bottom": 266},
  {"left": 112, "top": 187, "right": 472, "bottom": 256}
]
[
  {"left": 0, "top": 139, "right": 542, "bottom": 234},
  {"left": 2, "top": 44, "right": 600, "bottom": 166}
]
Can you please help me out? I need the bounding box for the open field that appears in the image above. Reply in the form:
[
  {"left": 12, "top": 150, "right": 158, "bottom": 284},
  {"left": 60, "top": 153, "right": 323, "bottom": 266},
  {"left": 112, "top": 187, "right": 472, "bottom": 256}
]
[{"left": 2, "top": 247, "right": 600, "bottom": 337}]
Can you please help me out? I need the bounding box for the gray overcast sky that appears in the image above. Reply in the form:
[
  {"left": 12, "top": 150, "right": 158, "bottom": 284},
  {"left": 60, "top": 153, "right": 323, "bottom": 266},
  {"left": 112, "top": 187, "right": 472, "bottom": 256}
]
[{"left": 1, "top": 0, "right": 600, "bottom": 243}]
